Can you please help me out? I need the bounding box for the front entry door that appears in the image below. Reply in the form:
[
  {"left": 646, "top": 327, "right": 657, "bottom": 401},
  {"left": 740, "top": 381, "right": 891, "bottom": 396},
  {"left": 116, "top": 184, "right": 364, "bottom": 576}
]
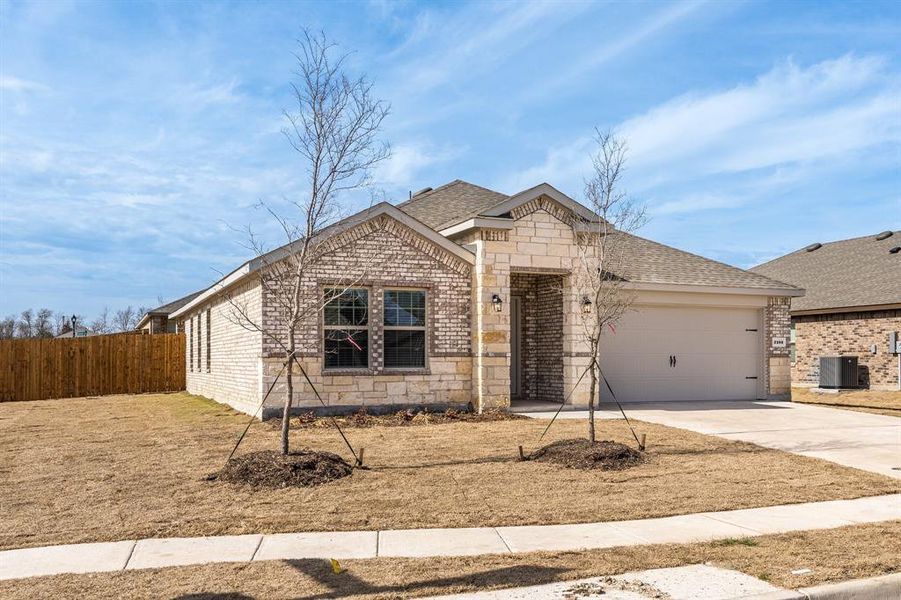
[{"left": 510, "top": 296, "right": 522, "bottom": 398}]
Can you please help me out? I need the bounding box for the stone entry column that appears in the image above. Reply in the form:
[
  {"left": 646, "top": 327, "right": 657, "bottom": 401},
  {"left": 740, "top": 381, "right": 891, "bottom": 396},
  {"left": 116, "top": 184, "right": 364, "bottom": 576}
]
[{"left": 470, "top": 231, "right": 512, "bottom": 411}]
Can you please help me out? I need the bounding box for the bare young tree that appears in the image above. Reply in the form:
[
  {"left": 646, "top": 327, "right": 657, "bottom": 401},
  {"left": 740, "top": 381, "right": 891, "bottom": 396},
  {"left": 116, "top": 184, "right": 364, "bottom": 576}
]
[
  {"left": 224, "top": 30, "right": 390, "bottom": 456},
  {"left": 573, "top": 130, "right": 647, "bottom": 443}
]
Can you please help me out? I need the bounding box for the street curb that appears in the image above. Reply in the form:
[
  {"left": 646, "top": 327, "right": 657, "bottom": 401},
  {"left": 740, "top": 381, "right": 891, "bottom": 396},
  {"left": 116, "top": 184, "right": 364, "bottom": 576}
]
[{"left": 798, "top": 573, "right": 901, "bottom": 600}]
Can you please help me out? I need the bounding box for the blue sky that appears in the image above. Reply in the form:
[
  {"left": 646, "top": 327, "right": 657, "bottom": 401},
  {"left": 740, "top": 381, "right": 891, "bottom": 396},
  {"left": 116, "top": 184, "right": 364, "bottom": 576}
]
[{"left": 1, "top": 0, "right": 899, "bottom": 318}]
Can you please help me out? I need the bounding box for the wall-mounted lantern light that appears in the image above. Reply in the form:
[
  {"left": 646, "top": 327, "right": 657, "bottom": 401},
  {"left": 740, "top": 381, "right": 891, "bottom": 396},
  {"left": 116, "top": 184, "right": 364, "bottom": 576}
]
[
  {"left": 491, "top": 294, "right": 503, "bottom": 313},
  {"left": 581, "top": 296, "right": 593, "bottom": 314}
]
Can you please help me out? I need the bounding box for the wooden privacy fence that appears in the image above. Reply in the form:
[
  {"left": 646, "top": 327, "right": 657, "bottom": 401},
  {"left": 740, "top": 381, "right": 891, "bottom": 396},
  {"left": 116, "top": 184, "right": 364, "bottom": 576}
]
[{"left": 0, "top": 333, "right": 186, "bottom": 402}]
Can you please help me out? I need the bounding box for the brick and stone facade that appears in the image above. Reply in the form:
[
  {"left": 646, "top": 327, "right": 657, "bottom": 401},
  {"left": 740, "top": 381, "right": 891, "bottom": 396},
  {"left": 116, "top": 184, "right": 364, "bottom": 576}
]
[
  {"left": 792, "top": 309, "right": 901, "bottom": 390},
  {"left": 764, "top": 296, "right": 792, "bottom": 399},
  {"left": 181, "top": 193, "right": 799, "bottom": 417}
]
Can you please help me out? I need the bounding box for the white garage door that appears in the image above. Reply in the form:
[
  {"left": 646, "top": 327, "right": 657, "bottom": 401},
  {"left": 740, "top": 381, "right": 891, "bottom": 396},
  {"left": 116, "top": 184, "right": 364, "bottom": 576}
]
[{"left": 599, "top": 305, "right": 762, "bottom": 402}]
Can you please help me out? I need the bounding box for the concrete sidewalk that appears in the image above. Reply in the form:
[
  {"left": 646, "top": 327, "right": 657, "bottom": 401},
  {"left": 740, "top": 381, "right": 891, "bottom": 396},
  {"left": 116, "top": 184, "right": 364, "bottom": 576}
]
[
  {"left": 517, "top": 400, "right": 901, "bottom": 478},
  {"left": 2, "top": 494, "right": 898, "bottom": 581}
]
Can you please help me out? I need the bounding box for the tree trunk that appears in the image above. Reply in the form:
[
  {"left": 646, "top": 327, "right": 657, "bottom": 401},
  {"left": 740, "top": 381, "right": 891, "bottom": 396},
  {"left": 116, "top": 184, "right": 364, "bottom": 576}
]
[
  {"left": 281, "top": 347, "right": 294, "bottom": 456},
  {"left": 588, "top": 358, "right": 597, "bottom": 444}
]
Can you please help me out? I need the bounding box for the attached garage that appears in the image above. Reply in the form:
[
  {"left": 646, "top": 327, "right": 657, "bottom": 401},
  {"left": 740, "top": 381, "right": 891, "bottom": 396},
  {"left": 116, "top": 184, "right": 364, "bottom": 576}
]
[{"left": 599, "top": 298, "right": 765, "bottom": 403}]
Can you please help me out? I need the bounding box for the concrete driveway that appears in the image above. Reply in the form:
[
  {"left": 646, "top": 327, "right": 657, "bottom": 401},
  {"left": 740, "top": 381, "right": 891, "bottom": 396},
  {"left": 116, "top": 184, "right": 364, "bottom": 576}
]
[{"left": 518, "top": 401, "right": 901, "bottom": 479}]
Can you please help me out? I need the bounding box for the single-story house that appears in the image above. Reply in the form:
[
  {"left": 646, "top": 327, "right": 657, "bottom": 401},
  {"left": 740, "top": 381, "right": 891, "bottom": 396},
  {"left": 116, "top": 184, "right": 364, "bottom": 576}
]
[
  {"left": 751, "top": 231, "right": 900, "bottom": 390},
  {"left": 137, "top": 291, "right": 204, "bottom": 334},
  {"left": 170, "top": 180, "right": 802, "bottom": 418}
]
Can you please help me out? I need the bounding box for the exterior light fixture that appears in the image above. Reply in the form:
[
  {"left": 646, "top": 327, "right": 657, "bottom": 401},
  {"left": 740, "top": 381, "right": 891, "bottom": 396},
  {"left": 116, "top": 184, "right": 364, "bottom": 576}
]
[
  {"left": 491, "top": 294, "right": 503, "bottom": 313},
  {"left": 70, "top": 314, "right": 77, "bottom": 338},
  {"left": 581, "top": 296, "right": 593, "bottom": 314}
]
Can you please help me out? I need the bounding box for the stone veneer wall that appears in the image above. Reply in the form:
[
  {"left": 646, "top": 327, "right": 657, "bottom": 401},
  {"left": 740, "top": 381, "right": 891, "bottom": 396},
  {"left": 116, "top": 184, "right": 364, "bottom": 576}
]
[
  {"left": 185, "top": 279, "right": 263, "bottom": 415},
  {"left": 510, "top": 272, "right": 564, "bottom": 403},
  {"left": 257, "top": 215, "right": 473, "bottom": 413},
  {"left": 793, "top": 309, "right": 901, "bottom": 390},
  {"left": 462, "top": 198, "right": 594, "bottom": 411},
  {"left": 764, "top": 296, "right": 792, "bottom": 399}
]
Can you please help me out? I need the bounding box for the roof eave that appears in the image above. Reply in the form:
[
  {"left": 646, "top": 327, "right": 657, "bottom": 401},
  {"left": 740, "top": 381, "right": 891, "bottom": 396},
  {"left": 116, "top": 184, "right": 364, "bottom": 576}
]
[
  {"left": 791, "top": 302, "right": 901, "bottom": 316},
  {"left": 629, "top": 281, "right": 805, "bottom": 297}
]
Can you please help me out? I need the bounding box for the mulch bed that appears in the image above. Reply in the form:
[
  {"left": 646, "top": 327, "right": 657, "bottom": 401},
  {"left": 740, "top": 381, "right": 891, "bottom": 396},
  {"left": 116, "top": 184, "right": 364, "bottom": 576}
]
[
  {"left": 528, "top": 438, "right": 644, "bottom": 471},
  {"left": 286, "top": 407, "right": 526, "bottom": 429},
  {"left": 209, "top": 450, "right": 353, "bottom": 488}
]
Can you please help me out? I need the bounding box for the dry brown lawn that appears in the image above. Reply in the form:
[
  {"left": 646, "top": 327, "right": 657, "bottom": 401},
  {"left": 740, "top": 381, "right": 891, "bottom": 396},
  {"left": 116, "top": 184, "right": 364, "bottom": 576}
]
[
  {"left": 1, "top": 393, "right": 898, "bottom": 551},
  {"left": 2, "top": 521, "right": 898, "bottom": 599},
  {"left": 792, "top": 387, "right": 901, "bottom": 417}
]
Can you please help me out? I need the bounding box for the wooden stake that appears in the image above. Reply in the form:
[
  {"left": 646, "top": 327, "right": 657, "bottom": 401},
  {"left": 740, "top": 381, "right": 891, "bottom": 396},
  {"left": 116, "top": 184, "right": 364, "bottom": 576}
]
[
  {"left": 356, "top": 447, "right": 365, "bottom": 467},
  {"left": 639, "top": 434, "right": 646, "bottom": 451},
  {"left": 518, "top": 445, "right": 525, "bottom": 461}
]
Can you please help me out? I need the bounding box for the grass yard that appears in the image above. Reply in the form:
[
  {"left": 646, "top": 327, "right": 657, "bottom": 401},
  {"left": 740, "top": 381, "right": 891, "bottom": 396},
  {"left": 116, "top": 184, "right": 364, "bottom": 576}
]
[
  {"left": 792, "top": 387, "right": 901, "bottom": 417},
  {"left": 2, "top": 521, "right": 898, "bottom": 599},
  {"left": 1, "top": 393, "right": 899, "bottom": 551}
]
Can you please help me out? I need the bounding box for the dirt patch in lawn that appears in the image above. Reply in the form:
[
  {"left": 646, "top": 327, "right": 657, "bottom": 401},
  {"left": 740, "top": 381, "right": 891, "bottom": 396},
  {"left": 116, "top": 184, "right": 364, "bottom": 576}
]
[
  {"left": 287, "top": 406, "right": 526, "bottom": 429},
  {"left": 792, "top": 387, "right": 901, "bottom": 417},
  {"left": 3, "top": 521, "right": 898, "bottom": 599},
  {"left": 528, "top": 439, "right": 644, "bottom": 471},
  {"left": 210, "top": 449, "right": 353, "bottom": 488},
  {"left": 1, "top": 392, "right": 898, "bottom": 551}
]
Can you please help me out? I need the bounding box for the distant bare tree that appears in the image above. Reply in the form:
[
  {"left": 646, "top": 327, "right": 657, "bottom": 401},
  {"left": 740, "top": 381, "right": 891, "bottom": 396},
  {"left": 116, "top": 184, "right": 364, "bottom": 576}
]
[
  {"left": 91, "top": 307, "right": 112, "bottom": 334},
  {"left": 111, "top": 306, "right": 146, "bottom": 332},
  {"left": 573, "top": 130, "right": 647, "bottom": 443},
  {"left": 16, "top": 309, "right": 35, "bottom": 338},
  {"left": 0, "top": 315, "right": 15, "bottom": 339},
  {"left": 224, "top": 29, "right": 390, "bottom": 455},
  {"left": 34, "top": 309, "right": 54, "bottom": 338}
]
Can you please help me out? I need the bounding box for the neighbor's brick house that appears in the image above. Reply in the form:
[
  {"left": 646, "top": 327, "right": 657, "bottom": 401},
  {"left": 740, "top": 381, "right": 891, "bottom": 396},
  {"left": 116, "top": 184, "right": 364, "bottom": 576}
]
[
  {"left": 752, "top": 231, "right": 901, "bottom": 390},
  {"left": 172, "top": 181, "right": 802, "bottom": 418}
]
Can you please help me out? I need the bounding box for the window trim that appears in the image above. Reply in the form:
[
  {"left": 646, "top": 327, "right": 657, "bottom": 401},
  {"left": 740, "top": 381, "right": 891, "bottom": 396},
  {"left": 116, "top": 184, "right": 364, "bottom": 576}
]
[
  {"left": 383, "top": 288, "right": 428, "bottom": 371},
  {"left": 322, "top": 287, "right": 371, "bottom": 372}
]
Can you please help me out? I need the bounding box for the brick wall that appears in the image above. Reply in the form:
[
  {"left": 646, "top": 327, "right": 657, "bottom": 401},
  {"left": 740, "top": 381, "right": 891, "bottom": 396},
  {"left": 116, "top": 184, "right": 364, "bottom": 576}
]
[
  {"left": 257, "top": 215, "right": 474, "bottom": 413},
  {"left": 511, "top": 272, "right": 564, "bottom": 403},
  {"left": 793, "top": 309, "right": 901, "bottom": 390},
  {"left": 185, "top": 279, "right": 263, "bottom": 415}
]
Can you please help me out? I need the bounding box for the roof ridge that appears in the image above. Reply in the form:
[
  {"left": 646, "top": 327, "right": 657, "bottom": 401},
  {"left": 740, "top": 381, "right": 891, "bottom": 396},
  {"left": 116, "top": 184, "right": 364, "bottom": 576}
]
[
  {"left": 394, "top": 179, "right": 465, "bottom": 208},
  {"left": 395, "top": 179, "right": 507, "bottom": 209},
  {"left": 623, "top": 231, "right": 799, "bottom": 290}
]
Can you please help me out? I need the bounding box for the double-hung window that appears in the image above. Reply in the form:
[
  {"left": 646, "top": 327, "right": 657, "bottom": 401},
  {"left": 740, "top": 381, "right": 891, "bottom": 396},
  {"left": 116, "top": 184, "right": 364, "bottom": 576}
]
[
  {"left": 323, "top": 289, "right": 369, "bottom": 369},
  {"left": 383, "top": 290, "right": 426, "bottom": 369}
]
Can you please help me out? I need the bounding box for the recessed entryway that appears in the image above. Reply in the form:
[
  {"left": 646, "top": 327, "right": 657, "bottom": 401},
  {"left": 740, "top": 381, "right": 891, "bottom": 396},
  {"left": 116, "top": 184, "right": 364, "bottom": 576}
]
[{"left": 510, "top": 272, "right": 565, "bottom": 405}]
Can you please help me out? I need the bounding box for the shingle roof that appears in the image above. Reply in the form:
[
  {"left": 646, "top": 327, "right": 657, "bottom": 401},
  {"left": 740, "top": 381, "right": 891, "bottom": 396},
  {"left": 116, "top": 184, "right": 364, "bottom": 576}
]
[
  {"left": 750, "top": 231, "right": 901, "bottom": 312},
  {"left": 398, "top": 179, "right": 797, "bottom": 291},
  {"left": 618, "top": 233, "right": 799, "bottom": 290},
  {"left": 146, "top": 290, "right": 205, "bottom": 316},
  {"left": 395, "top": 179, "right": 509, "bottom": 230}
]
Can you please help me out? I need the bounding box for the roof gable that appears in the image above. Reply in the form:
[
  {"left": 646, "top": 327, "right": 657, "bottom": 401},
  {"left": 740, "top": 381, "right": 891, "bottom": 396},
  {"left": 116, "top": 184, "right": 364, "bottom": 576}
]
[{"left": 170, "top": 203, "right": 474, "bottom": 319}]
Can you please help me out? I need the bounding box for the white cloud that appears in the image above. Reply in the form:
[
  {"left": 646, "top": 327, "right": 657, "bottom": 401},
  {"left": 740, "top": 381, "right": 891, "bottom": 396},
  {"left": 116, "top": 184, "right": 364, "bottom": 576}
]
[
  {"left": 0, "top": 76, "right": 49, "bottom": 93},
  {"left": 619, "top": 54, "right": 900, "bottom": 176},
  {"left": 376, "top": 141, "right": 464, "bottom": 188},
  {"left": 502, "top": 54, "right": 900, "bottom": 202}
]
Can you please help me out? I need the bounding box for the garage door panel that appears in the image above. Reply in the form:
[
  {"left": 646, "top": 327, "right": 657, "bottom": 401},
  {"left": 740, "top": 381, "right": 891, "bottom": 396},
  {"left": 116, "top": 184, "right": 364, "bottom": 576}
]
[{"left": 598, "top": 305, "right": 761, "bottom": 403}]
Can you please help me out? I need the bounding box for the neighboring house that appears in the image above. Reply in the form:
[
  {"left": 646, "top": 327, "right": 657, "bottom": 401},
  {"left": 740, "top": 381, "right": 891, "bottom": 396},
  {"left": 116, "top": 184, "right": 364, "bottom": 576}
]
[
  {"left": 170, "top": 180, "right": 801, "bottom": 418},
  {"left": 137, "top": 291, "right": 204, "bottom": 334},
  {"left": 751, "top": 231, "right": 901, "bottom": 390},
  {"left": 54, "top": 324, "right": 93, "bottom": 338}
]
